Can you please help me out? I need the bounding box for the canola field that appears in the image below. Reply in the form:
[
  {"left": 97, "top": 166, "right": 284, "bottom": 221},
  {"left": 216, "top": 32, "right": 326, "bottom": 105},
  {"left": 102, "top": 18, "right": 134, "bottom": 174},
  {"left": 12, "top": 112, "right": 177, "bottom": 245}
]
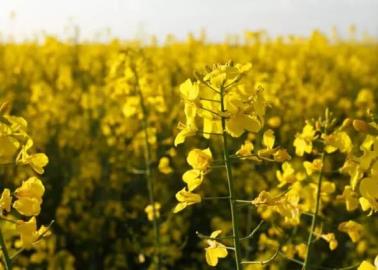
[{"left": 0, "top": 31, "right": 377, "bottom": 270}]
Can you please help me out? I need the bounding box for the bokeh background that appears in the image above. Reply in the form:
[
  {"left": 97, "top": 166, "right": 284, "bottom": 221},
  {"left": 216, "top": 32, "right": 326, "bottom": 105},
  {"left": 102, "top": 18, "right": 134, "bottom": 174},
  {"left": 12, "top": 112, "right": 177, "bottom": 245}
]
[{"left": 1, "top": 0, "right": 377, "bottom": 42}]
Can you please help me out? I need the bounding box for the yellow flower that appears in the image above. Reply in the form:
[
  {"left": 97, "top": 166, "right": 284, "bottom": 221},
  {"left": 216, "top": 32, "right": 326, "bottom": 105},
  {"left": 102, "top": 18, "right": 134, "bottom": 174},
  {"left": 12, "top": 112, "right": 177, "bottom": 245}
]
[
  {"left": 336, "top": 186, "right": 359, "bottom": 212},
  {"left": 205, "top": 230, "right": 228, "bottom": 267},
  {"left": 252, "top": 190, "right": 300, "bottom": 225},
  {"left": 16, "top": 217, "right": 48, "bottom": 249},
  {"left": 158, "top": 157, "right": 173, "bottom": 174},
  {"left": 338, "top": 220, "right": 363, "bottom": 243},
  {"left": 122, "top": 96, "right": 140, "bottom": 117},
  {"left": 0, "top": 188, "right": 12, "bottom": 213},
  {"left": 173, "top": 188, "right": 201, "bottom": 213},
  {"left": 340, "top": 159, "right": 364, "bottom": 190},
  {"left": 276, "top": 162, "right": 304, "bottom": 187},
  {"left": 293, "top": 123, "right": 316, "bottom": 156},
  {"left": 324, "top": 131, "right": 352, "bottom": 154},
  {"left": 174, "top": 122, "right": 197, "bottom": 146},
  {"left": 303, "top": 158, "right": 323, "bottom": 176},
  {"left": 13, "top": 177, "right": 45, "bottom": 216},
  {"left": 16, "top": 139, "right": 49, "bottom": 174},
  {"left": 16, "top": 217, "right": 38, "bottom": 249},
  {"left": 226, "top": 114, "right": 261, "bottom": 138},
  {"left": 320, "top": 233, "right": 338, "bottom": 250},
  {"left": 358, "top": 260, "right": 376, "bottom": 270},
  {"left": 180, "top": 79, "right": 199, "bottom": 101},
  {"left": 182, "top": 169, "right": 203, "bottom": 191},
  {"left": 186, "top": 148, "right": 212, "bottom": 171},
  {"left": 144, "top": 203, "right": 161, "bottom": 221},
  {"left": 295, "top": 243, "right": 307, "bottom": 259},
  {"left": 235, "top": 140, "right": 254, "bottom": 158},
  {"left": 203, "top": 118, "right": 222, "bottom": 139},
  {"left": 14, "top": 177, "right": 45, "bottom": 199},
  {"left": 263, "top": 129, "right": 275, "bottom": 149},
  {"left": 359, "top": 176, "right": 378, "bottom": 213}
]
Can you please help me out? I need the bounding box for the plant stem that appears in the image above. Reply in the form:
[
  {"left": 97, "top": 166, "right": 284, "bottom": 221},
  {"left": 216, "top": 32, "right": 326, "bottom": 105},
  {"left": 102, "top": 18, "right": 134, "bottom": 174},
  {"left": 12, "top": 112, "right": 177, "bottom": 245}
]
[
  {"left": 0, "top": 229, "right": 12, "bottom": 270},
  {"left": 302, "top": 152, "right": 326, "bottom": 270},
  {"left": 220, "top": 86, "right": 243, "bottom": 270},
  {"left": 136, "top": 75, "right": 161, "bottom": 269}
]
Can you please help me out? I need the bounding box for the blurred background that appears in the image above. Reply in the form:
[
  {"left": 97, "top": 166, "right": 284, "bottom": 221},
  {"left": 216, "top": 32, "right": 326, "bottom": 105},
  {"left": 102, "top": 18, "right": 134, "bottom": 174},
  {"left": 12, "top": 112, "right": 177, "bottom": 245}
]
[{"left": 1, "top": 0, "right": 377, "bottom": 42}]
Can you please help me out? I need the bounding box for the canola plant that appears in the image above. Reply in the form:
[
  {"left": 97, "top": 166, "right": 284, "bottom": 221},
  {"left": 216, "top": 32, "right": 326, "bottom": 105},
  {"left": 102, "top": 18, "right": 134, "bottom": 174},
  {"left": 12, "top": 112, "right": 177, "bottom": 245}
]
[{"left": 0, "top": 31, "right": 377, "bottom": 269}]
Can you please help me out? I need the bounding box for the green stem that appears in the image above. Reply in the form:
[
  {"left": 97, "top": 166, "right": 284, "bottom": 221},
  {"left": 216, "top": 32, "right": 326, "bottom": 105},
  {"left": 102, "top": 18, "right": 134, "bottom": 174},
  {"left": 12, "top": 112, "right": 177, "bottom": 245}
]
[
  {"left": 136, "top": 75, "right": 161, "bottom": 269},
  {"left": 0, "top": 229, "right": 12, "bottom": 270},
  {"left": 220, "top": 86, "right": 243, "bottom": 270},
  {"left": 302, "top": 152, "right": 326, "bottom": 270}
]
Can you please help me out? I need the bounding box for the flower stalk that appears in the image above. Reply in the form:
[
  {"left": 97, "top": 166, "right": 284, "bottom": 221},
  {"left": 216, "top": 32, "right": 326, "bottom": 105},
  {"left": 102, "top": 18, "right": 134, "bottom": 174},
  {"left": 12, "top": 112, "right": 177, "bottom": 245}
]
[
  {"left": 303, "top": 109, "right": 330, "bottom": 270},
  {"left": 220, "top": 85, "right": 243, "bottom": 270},
  {"left": 0, "top": 229, "right": 12, "bottom": 270},
  {"left": 136, "top": 75, "right": 161, "bottom": 269}
]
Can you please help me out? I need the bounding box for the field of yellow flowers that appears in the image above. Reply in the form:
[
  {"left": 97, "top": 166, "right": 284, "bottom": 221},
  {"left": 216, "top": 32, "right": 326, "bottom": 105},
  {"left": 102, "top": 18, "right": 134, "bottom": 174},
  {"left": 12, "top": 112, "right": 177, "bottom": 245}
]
[{"left": 0, "top": 31, "right": 377, "bottom": 270}]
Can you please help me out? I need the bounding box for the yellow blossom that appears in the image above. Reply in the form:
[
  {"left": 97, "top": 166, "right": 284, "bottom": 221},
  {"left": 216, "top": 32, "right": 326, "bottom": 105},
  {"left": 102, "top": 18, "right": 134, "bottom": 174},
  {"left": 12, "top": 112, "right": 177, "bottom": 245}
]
[
  {"left": 16, "top": 217, "right": 48, "bottom": 249},
  {"left": 180, "top": 79, "right": 199, "bottom": 101},
  {"left": 144, "top": 203, "right": 161, "bottom": 221},
  {"left": 182, "top": 169, "right": 203, "bottom": 191},
  {"left": 276, "top": 162, "right": 304, "bottom": 187},
  {"left": 293, "top": 123, "right": 316, "bottom": 156},
  {"left": 158, "top": 157, "right": 173, "bottom": 174},
  {"left": 320, "top": 233, "right": 338, "bottom": 250},
  {"left": 187, "top": 148, "right": 212, "bottom": 171},
  {"left": 205, "top": 230, "right": 228, "bottom": 267},
  {"left": 358, "top": 260, "right": 376, "bottom": 270},
  {"left": 173, "top": 188, "right": 201, "bottom": 213},
  {"left": 337, "top": 186, "right": 359, "bottom": 211},
  {"left": 338, "top": 220, "right": 363, "bottom": 243},
  {"left": 324, "top": 131, "right": 352, "bottom": 154},
  {"left": 0, "top": 188, "right": 12, "bottom": 213},
  {"left": 303, "top": 158, "right": 323, "bottom": 176},
  {"left": 263, "top": 129, "right": 275, "bottom": 149},
  {"left": 235, "top": 140, "right": 254, "bottom": 157},
  {"left": 13, "top": 177, "right": 45, "bottom": 216}
]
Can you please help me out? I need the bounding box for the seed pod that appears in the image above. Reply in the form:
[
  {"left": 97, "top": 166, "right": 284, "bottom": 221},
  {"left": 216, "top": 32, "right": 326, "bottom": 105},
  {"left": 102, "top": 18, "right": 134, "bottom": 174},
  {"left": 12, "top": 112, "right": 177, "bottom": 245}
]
[{"left": 353, "top": 119, "right": 378, "bottom": 135}]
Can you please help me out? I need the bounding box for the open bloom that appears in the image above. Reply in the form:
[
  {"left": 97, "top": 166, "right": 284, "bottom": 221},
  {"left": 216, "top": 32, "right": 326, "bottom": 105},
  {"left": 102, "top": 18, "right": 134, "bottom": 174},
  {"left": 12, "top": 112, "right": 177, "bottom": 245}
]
[
  {"left": 205, "top": 230, "right": 228, "bottom": 267},
  {"left": 173, "top": 188, "right": 201, "bottom": 213},
  {"left": 186, "top": 148, "right": 213, "bottom": 171},
  {"left": 16, "top": 217, "right": 50, "bottom": 249},
  {"left": 13, "top": 177, "right": 45, "bottom": 216},
  {"left": 0, "top": 188, "right": 12, "bottom": 213},
  {"left": 293, "top": 123, "right": 316, "bottom": 156},
  {"left": 338, "top": 220, "right": 363, "bottom": 243}
]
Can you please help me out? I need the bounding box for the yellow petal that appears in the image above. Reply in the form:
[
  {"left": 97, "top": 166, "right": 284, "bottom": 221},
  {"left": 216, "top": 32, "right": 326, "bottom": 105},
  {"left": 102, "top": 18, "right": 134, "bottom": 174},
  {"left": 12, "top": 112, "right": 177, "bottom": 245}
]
[
  {"left": 358, "top": 261, "right": 376, "bottom": 270},
  {"left": 263, "top": 129, "right": 275, "bottom": 149},
  {"left": 182, "top": 170, "right": 203, "bottom": 191}
]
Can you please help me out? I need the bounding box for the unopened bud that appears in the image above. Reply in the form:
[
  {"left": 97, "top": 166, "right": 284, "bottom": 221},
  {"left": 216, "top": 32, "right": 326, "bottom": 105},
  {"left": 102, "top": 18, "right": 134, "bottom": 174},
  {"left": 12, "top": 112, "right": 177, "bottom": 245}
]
[
  {"left": 0, "top": 101, "right": 9, "bottom": 115},
  {"left": 273, "top": 149, "right": 291, "bottom": 162},
  {"left": 353, "top": 119, "right": 378, "bottom": 135},
  {"left": 353, "top": 119, "right": 369, "bottom": 133},
  {"left": 341, "top": 118, "right": 353, "bottom": 129}
]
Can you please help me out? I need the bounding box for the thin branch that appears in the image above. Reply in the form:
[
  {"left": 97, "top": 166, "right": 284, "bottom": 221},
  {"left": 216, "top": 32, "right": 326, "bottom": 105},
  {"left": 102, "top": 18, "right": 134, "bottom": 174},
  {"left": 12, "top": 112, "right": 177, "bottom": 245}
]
[
  {"left": 203, "top": 196, "right": 230, "bottom": 201},
  {"left": 0, "top": 228, "right": 12, "bottom": 270},
  {"left": 200, "top": 97, "right": 221, "bottom": 103},
  {"left": 196, "top": 231, "right": 235, "bottom": 240},
  {"left": 198, "top": 106, "right": 223, "bottom": 118},
  {"left": 241, "top": 247, "right": 279, "bottom": 265},
  {"left": 240, "top": 220, "right": 264, "bottom": 240},
  {"left": 0, "top": 216, "right": 17, "bottom": 224}
]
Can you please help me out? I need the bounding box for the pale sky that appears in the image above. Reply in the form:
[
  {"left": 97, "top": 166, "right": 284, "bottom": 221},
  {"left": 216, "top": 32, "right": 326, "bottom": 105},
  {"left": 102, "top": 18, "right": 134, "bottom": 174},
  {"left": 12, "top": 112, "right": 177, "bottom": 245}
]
[{"left": 0, "top": 0, "right": 377, "bottom": 42}]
